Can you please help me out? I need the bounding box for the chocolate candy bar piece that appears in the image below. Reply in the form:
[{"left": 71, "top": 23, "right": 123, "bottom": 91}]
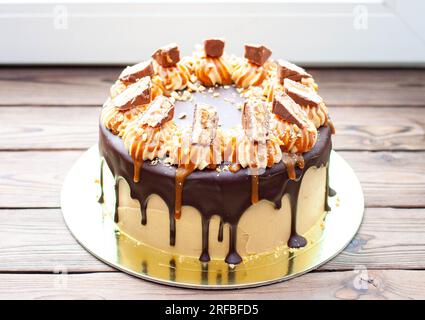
[
  {"left": 284, "top": 78, "right": 322, "bottom": 108},
  {"left": 244, "top": 44, "right": 272, "bottom": 66},
  {"left": 119, "top": 60, "right": 154, "bottom": 83},
  {"left": 139, "top": 95, "right": 174, "bottom": 128},
  {"left": 204, "top": 38, "right": 225, "bottom": 58},
  {"left": 191, "top": 104, "right": 219, "bottom": 146},
  {"left": 242, "top": 98, "right": 270, "bottom": 143},
  {"left": 272, "top": 93, "right": 308, "bottom": 128},
  {"left": 152, "top": 43, "right": 180, "bottom": 68},
  {"left": 277, "top": 59, "right": 312, "bottom": 83},
  {"left": 113, "top": 77, "right": 151, "bottom": 111}
]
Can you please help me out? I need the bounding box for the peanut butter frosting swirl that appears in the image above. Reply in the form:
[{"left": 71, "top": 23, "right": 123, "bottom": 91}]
[
  {"left": 231, "top": 58, "right": 269, "bottom": 88},
  {"left": 194, "top": 54, "right": 233, "bottom": 87},
  {"left": 152, "top": 61, "right": 190, "bottom": 95},
  {"left": 270, "top": 116, "right": 318, "bottom": 154},
  {"left": 121, "top": 120, "right": 176, "bottom": 162},
  {"left": 101, "top": 99, "right": 144, "bottom": 135},
  {"left": 101, "top": 41, "right": 333, "bottom": 173}
]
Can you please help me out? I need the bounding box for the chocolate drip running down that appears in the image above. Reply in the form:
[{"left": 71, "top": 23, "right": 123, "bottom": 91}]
[{"left": 99, "top": 122, "right": 332, "bottom": 264}]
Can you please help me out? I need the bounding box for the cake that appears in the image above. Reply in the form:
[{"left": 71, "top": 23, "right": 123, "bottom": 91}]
[{"left": 98, "top": 39, "right": 335, "bottom": 266}]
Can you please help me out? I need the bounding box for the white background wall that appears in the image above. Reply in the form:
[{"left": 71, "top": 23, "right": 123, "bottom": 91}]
[{"left": 0, "top": 0, "right": 424, "bottom": 66}]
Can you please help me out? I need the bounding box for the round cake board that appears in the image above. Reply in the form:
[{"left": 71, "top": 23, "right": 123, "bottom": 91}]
[{"left": 61, "top": 145, "right": 364, "bottom": 289}]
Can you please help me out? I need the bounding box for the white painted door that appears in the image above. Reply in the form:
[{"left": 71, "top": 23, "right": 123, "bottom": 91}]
[{"left": 0, "top": 0, "right": 424, "bottom": 65}]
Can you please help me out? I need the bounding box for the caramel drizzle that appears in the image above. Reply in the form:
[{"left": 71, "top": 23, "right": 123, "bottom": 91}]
[
  {"left": 133, "top": 160, "right": 143, "bottom": 183},
  {"left": 251, "top": 173, "right": 259, "bottom": 204},
  {"left": 174, "top": 163, "right": 195, "bottom": 220},
  {"left": 231, "top": 136, "right": 237, "bottom": 163},
  {"left": 129, "top": 127, "right": 159, "bottom": 183},
  {"left": 281, "top": 152, "right": 305, "bottom": 180},
  {"left": 207, "top": 144, "right": 217, "bottom": 170},
  {"left": 266, "top": 141, "right": 274, "bottom": 167},
  {"left": 228, "top": 136, "right": 241, "bottom": 173}
]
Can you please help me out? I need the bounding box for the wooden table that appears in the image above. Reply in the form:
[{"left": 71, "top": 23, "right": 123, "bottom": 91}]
[{"left": 1, "top": 67, "right": 425, "bottom": 300}]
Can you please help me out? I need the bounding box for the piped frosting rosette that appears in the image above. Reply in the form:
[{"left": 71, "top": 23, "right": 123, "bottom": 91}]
[{"left": 192, "top": 38, "right": 233, "bottom": 87}]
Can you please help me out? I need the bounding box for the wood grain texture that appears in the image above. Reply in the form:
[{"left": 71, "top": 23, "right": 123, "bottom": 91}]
[
  {"left": 0, "top": 208, "right": 424, "bottom": 273},
  {"left": 0, "top": 270, "right": 424, "bottom": 300},
  {"left": 344, "top": 151, "right": 425, "bottom": 208},
  {"left": 1, "top": 68, "right": 424, "bottom": 107},
  {"left": 1, "top": 67, "right": 424, "bottom": 299},
  {"left": 331, "top": 106, "right": 425, "bottom": 151},
  {"left": 0, "top": 67, "right": 118, "bottom": 106},
  {"left": 0, "top": 151, "right": 82, "bottom": 208},
  {"left": 312, "top": 68, "right": 425, "bottom": 107},
  {"left": 0, "top": 107, "right": 100, "bottom": 150},
  {"left": 320, "top": 208, "right": 425, "bottom": 270},
  {"left": 1, "top": 150, "right": 424, "bottom": 208},
  {"left": 1, "top": 106, "right": 425, "bottom": 151},
  {"left": 0, "top": 209, "right": 113, "bottom": 273}
]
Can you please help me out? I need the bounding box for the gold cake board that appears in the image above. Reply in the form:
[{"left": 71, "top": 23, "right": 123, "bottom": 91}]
[{"left": 61, "top": 146, "right": 364, "bottom": 289}]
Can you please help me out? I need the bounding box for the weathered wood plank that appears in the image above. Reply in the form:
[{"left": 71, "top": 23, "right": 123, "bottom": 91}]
[
  {"left": 0, "top": 150, "right": 423, "bottom": 208},
  {"left": 313, "top": 68, "right": 425, "bottom": 107},
  {"left": 331, "top": 106, "right": 425, "bottom": 151},
  {"left": 320, "top": 208, "right": 425, "bottom": 270},
  {"left": 343, "top": 151, "right": 425, "bottom": 208},
  {"left": 0, "top": 208, "right": 424, "bottom": 273},
  {"left": 0, "top": 209, "right": 114, "bottom": 273},
  {"left": 0, "top": 269, "right": 423, "bottom": 299},
  {"left": 1, "top": 68, "right": 424, "bottom": 106},
  {"left": 0, "top": 67, "right": 118, "bottom": 106},
  {"left": 2, "top": 106, "right": 425, "bottom": 151},
  {"left": 0, "top": 151, "right": 82, "bottom": 208},
  {"left": 1, "top": 107, "right": 100, "bottom": 150}
]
